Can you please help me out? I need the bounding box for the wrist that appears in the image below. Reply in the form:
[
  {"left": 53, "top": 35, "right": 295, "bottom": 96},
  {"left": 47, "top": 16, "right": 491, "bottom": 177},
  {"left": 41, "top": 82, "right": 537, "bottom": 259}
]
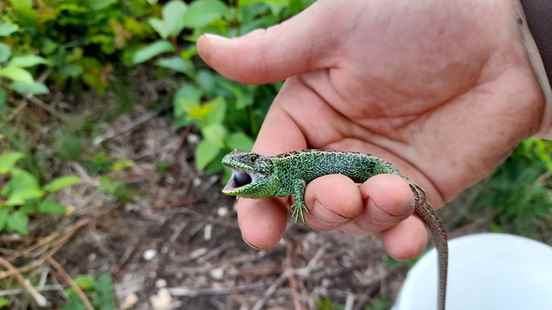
[{"left": 516, "top": 1, "right": 552, "bottom": 138}]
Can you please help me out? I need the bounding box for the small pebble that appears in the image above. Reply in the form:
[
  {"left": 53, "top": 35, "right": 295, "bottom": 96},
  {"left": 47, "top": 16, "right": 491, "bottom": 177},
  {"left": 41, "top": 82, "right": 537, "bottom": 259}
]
[
  {"left": 156, "top": 279, "right": 167, "bottom": 288},
  {"left": 187, "top": 134, "right": 199, "bottom": 144},
  {"left": 150, "top": 288, "right": 172, "bottom": 310},
  {"left": 192, "top": 178, "right": 202, "bottom": 187},
  {"left": 189, "top": 248, "right": 207, "bottom": 259},
  {"left": 121, "top": 293, "right": 138, "bottom": 309},
  {"left": 217, "top": 207, "right": 229, "bottom": 217},
  {"left": 143, "top": 249, "right": 157, "bottom": 261},
  {"left": 203, "top": 224, "right": 212, "bottom": 240},
  {"left": 209, "top": 267, "right": 224, "bottom": 280}
]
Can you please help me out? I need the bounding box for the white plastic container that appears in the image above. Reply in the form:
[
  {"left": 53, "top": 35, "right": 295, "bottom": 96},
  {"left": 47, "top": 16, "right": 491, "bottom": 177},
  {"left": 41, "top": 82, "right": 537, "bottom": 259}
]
[{"left": 393, "top": 233, "right": 552, "bottom": 310}]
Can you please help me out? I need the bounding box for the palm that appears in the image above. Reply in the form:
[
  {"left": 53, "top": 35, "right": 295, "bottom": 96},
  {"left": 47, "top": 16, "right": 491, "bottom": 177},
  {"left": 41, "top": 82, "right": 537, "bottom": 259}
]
[
  {"left": 270, "top": 0, "right": 543, "bottom": 204},
  {"left": 197, "top": 0, "right": 544, "bottom": 253}
]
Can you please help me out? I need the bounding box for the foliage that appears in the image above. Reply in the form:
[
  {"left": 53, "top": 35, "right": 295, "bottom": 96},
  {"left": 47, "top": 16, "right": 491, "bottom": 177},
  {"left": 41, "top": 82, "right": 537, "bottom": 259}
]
[
  {"left": 0, "top": 152, "right": 80, "bottom": 235},
  {"left": 0, "top": 297, "right": 8, "bottom": 309},
  {"left": 476, "top": 138, "right": 552, "bottom": 237},
  {"left": 315, "top": 297, "right": 391, "bottom": 310},
  {"left": 136, "top": 0, "right": 314, "bottom": 172},
  {"left": 1, "top": 0, "right": 314, "bottom": 174},
  {"left": 62, "top": 273, "right": 115, "bottom": 310},
  {"left": 316, "top": 297, "right": 344, "bottom": 310}
]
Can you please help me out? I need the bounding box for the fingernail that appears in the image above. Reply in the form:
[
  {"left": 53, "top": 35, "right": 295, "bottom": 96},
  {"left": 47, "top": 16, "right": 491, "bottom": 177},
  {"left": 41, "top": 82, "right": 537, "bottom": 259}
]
[
  {"left": 202, "top": 33, "right": 229, "bottom": 42},
  {"left": 243, "top": 237, "right": 260, "bottom": 251}
]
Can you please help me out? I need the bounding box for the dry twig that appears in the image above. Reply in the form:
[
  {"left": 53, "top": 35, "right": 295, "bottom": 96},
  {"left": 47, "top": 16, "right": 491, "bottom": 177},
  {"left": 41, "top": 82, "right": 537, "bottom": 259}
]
[
  {"left": 168, "top": 283, "right": 267, "bottom": 297},
  {"left": 46, "top": 257, "right": 94, "bottom": 310},
  {"left": 0, "top": 219, "right": 90, "bottom": 280},
  {"left": 0, "top": 257, "right": 48, "bottom": 307}
]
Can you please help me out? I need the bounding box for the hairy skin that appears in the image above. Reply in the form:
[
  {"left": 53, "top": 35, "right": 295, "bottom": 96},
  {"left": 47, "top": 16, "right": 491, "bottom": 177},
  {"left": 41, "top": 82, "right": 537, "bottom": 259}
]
[{"left": 198, "top": 0, "right": 544, "bottom": 259}]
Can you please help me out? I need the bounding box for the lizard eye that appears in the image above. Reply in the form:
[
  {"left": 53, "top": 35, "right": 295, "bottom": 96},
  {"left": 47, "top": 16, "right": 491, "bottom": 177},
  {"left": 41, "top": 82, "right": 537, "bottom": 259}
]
[{"left": 249, "top": 154, "right": 258, "bottom": 162}]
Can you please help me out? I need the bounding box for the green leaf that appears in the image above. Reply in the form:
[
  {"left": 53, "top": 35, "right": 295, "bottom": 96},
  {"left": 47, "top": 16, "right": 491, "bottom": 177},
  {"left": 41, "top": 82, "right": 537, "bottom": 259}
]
[
  {"left": 86, "top": 0, "right": 116, "bottom": 10},
  {"left": 38, "top": 200, "right": 66, "bottom": 215},
  {"left": 156, "top": 57, "right": 194, "bottom": 76},
  {"left": 44, "top": 176, "right": 81, "bottom": 192},
  {"left": 10, "top": 81, "right": 49, "bottom": 96},
  {"left": 162, "top": 0, "right": 188, "bottom": 36},
  {"left": 6, "top": 187, "right": 44, "bottom": 206},
  {"left": 196, "top": 70, "right": 217, "bottom": 93},
  {"left": 0, "top": 89, "right": 5, "bottom": 113},
  {"left": 239, "top": 0, "right": 289, "bottom": 14},
  {"left": 227, "top": 132, "right": 254, "bottom": 151},
  {"left": 94, "top": 274, "right": 115, "bottom": 309},
  {"left": 173, "top": 84, "right": 202, "bottom": 118},
  {"left": 195, "top": 140, "right": 221, "bottom": 170},
  {"left": 0, "top": 43, "right": 11, "bottom": 63},
  {"left": 0, "top": 208, "right": 9, "bottom": 231},
  {"left": 148, "top": 18, "right": 169, "bottom": 39},
  {"left": 0, "top": 22, "right": 18, "bottom": 37},
  {"left": 112, "top": 159, "right": 134, "bottom": 171},
  {"left": 202, "top": 124, "right": 226, "bottom": 147},
  {"left": 219, "top": 80, "right": 254, "bottom": 109},
  {"left": 0, "top": 66, "right": 33, "bottom": 83},
  {"left": 74, "top": 275, "right": 95, "bottom": 290},
  {"left": 0, "top": 152, "right": 24, "bottom": 173},
  {"left": 182, "top": 0, "right": 227, "bottom": 28},
  {"left": 8, "top": 55, "right": 48, "bottom": 68},
  {"left": 0, "top": 297, "right": 9, "bottom": 308},
  {"left": 8, "top": 0, "right": 36, "bottom": 25},
  {"left": 186, "top": 96, "right": 226, "bottom": 126},
  {"left": 204, "top": 97, "right": 226, "bottom": 125},
  {"left": 7, "top": 211, "right": 29, "bottom": 235},
  {"left": 132, "top": 40, "right": 175, "bottom": 64},
  {"left": 4, "top": 169, "right": 43, "bottom": 206}
]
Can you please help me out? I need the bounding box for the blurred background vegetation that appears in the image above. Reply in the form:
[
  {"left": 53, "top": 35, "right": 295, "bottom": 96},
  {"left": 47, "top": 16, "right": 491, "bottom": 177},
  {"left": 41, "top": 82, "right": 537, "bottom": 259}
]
[{"left": 1, "top": 0, "right": 552, "bottom": 309}]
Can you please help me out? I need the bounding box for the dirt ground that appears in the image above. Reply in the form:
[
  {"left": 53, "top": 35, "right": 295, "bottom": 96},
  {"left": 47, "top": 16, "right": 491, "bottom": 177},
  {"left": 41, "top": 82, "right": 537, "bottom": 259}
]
[
  {"left": 52, "top": 108, "right": 413, "bottom": 310},
  {"left": 2, "top": 75, "right": 491, "bottom": 310}
]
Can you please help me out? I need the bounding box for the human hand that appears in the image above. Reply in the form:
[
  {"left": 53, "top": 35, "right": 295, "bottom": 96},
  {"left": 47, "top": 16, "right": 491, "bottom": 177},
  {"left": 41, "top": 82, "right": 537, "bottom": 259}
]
[{"left": 197, "top": 0, "right": 544, "bottom": 259}]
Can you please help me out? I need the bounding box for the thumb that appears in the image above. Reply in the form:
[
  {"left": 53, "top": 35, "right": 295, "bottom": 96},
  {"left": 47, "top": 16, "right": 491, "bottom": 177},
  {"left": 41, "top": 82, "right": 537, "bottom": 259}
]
[{"left": 197, "top": 1, "right": 339, "bottom": 84}]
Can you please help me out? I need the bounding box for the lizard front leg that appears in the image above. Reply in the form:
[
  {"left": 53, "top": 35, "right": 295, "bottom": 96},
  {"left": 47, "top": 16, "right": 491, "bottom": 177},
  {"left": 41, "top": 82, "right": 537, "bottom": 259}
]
[{"left": 291, "top": 179, "right": 307, "bottom": 222}]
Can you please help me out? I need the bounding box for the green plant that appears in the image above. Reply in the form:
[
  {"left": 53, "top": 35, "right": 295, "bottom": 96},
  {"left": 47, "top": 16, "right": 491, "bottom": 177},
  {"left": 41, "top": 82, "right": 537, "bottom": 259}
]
[
  {"left": 0, "top": 151, "right": 80, "bottom": 235},
  {"left": 62, "top": 273, "right": 115, "bottom": 310},
  {"left": 0, "top": 20, "right": 50, "bottom": 97},
  {"left": 1, "top": 0, "right": 158, "bottom": 97},
  {"left": 365, "top": 298, "right": 391, "bottom": 310},
  {"left": 316, "top": 297, "right": 344, "bottom": 310},
  {"left": 132, "top": 0, "right": 314, "bottom": 173},
  {"left": 0, "top": 297, "right": 8, "bottom": 309},
  {"left": 454, "top": 138, "right": 552, "bottom": 238}
]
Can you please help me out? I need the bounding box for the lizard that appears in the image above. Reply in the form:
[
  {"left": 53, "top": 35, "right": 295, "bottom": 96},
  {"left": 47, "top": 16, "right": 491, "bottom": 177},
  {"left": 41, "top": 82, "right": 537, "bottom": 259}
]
[{"left": 221, "top": 149, "right": 448, "bottom": 310}]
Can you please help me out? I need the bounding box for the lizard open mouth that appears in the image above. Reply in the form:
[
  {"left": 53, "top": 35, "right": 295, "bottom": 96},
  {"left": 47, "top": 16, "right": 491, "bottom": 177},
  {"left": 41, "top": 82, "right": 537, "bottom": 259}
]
[
  {"left": 222, "top": 168, "right": 265, "bottom": 194},
  {"left": 221, "top": 151, "right": 272, "bottom": 196}
]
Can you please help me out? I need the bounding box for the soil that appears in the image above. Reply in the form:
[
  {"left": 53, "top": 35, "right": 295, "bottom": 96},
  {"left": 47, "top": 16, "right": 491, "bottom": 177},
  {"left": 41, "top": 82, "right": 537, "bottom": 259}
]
[
  {"left": 52, "top": 108, "right": 410, "bottom": 310},
  {"left": 1, "top": 73, "right": 492, "bottom": 310}
]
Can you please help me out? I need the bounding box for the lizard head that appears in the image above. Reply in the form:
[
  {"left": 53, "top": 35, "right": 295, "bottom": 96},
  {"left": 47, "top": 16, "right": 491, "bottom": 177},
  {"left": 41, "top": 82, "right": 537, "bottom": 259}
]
[{"left": 221, "top": 151, "right": 277, "bottom": 198}]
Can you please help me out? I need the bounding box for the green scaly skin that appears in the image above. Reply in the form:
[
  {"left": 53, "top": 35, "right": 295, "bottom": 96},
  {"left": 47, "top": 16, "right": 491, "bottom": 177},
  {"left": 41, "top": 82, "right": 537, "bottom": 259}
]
[{"left": 221, "top": 149, "right": 448, "bottom": 310}]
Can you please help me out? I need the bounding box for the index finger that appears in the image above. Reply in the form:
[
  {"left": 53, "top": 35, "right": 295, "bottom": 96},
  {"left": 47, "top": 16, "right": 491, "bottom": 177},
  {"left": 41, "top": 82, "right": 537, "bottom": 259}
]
[{"left": 235, "top": 83, "right": 307, "bottom": 249}]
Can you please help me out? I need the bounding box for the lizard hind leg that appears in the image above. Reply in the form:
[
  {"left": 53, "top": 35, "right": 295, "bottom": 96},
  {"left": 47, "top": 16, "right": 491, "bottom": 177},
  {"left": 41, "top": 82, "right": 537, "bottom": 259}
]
[{"left": 291, "top": 179, "right": 308, "bottom": 223}]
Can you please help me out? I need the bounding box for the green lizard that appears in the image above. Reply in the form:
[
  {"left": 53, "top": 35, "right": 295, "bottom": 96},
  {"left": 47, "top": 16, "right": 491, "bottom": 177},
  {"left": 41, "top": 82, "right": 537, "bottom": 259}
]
[{"left": 221, "top": 149, "right": 448, "bottom": 310}]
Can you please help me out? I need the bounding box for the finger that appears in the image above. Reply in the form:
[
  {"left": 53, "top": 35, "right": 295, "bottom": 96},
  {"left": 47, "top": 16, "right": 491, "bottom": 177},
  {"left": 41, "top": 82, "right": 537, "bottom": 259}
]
[
  {"left": 196, "top": 1, "right": 339, "bottom": 84},
  {"left": 304, "top": 174, "right": 363, "bottom": 230},
  {"left": 236, "top": 197, "right": 288, "bottom": 250},
  {"left": 382, "top": 216, "right": 429, "bottom": 260},
  {"left": 235, "top": 86, "right": 308, "bottom": 249},
  {"left": 352, "top": 174, "right": 415, "bottom": 232}
]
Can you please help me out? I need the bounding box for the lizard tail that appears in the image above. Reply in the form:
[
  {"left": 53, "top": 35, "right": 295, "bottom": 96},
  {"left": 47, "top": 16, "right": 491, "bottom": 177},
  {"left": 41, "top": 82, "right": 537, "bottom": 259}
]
[{"left": 409, "top": 184, "right": 448, "bottom": 310}]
